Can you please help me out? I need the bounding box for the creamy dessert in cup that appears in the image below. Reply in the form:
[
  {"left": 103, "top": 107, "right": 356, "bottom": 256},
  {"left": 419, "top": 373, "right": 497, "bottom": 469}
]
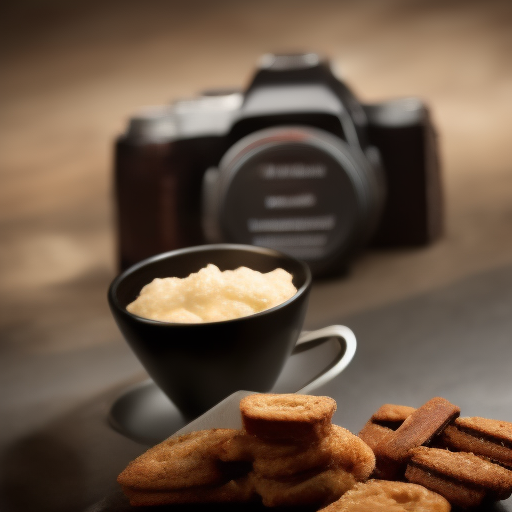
[{"left": 126, "top": 264, "right": 297, "bottom": 324}]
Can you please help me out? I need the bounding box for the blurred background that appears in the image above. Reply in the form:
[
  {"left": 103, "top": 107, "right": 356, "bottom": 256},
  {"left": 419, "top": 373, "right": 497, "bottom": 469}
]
[{"left": 1, "top": 0, "right": 512, "bottom": 510}]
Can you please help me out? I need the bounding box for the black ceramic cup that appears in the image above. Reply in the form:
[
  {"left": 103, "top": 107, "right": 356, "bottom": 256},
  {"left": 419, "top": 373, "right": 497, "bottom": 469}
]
[{"left": 108, "top": 244, "right": 353, "bottom": 419}]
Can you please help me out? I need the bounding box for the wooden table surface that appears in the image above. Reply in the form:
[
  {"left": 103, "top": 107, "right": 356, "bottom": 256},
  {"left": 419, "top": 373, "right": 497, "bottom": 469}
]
[{"left": 1, "top": 1, "right": 511, "bottom": 511}]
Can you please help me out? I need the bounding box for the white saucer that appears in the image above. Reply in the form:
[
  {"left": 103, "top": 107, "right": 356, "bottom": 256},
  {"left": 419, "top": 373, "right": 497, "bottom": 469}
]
[
  {"left": 108, "top": 379, "right": 187, "bottom": 445},
  {"left": 108, "top": 334, "right": 341, "bottom": 445}
]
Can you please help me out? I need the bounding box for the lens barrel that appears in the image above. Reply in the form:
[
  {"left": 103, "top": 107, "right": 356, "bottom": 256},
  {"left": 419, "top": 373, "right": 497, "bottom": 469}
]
[{"left": 208, "top": 126, "right": 385, "bottom": 277}]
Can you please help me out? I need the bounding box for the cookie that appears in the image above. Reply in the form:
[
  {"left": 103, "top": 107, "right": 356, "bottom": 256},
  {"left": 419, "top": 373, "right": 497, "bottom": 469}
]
[
  {"left": 358, "top": 404, "right": 415, "bottom": 451},
  {"left": 251, "top": 466, "right": 356, "bottom": 507},
  {"left": 122, "top": 476, "right": 255, "bottom": 506},
  {"left": 318, "top": 479, "right": 451, "bottom": 512},
  {"left": 405, "top": 446, "right": 512, "bottom": 508},
  {"left": 117, "top": 429, "right": 239, "bottom": 491},
  {"left": 437, "top": 416, "right": 512, "bottom": 468},
  {"left": 239, "top": 393, "right": 336, "bottom": 442},
  {"left": 372, "top": 397, "right": 460, "bottom": 480},
  {"left": 221, "top": 425, "right": 375, "bottom": 481}
]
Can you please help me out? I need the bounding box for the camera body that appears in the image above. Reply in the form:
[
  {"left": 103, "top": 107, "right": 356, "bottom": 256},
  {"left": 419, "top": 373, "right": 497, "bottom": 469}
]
[{"left": 114, "top": 53, "right": 442, "bottom": 277}]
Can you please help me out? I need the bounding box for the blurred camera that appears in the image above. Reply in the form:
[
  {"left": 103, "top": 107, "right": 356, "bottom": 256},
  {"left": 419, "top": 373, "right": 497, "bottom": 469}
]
[{"left": 114, "top": 53, "right": 442, "bottom": 277}]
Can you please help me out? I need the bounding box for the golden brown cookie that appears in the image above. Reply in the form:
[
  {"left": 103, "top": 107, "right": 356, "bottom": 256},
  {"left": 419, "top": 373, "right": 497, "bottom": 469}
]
[
  {"left": 358, "top": 404, "right": 415, "bottom": 451},
  {"left": 219, "top": 431, "right": 306, "bottom": 463},
  {"left": 117, "top": 429, "right": 239, "bottom": 492},
  {"left": 372, "top": 397, "right": 460, "bottom": 480},
  {"left": 405, "top": 446, "right": 512, "bottom": 508},
  {"left": 239, "top": 393, "right": 336, "bottom": 442},
  {"left": 327, "top": 425, "right": 376, "bottom": 482},
  {"left": 220, "top": 425, "right": 375, "bottom": 481},
  {"left": 250, "top": 467, "right": 356, "bottom": 507},
  {"left": 253, "top": 425, "right": 375, "bottom": 480},
  {"left": 122, "top": 476, "right": 255, "bottom": 506},
  {"left": 437, "top": 416, "right": 512, "bottom": 468},
  {"left": 371, "top": 404, "right": 417, "bottom": 425},
  {"left": 319, "top": 479, "right": 451, "bottom": 512}
]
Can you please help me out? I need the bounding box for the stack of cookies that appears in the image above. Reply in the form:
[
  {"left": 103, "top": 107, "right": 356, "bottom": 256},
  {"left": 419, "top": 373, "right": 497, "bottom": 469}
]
[
  {"left": 117, "top": 393, "right": 376, "bottom": 507},
  {"left": 222, "top": 393, "right": 376, "bottom": 507},
  {"left": 358, "top": 397, "right": 512, "bottom": 509}
]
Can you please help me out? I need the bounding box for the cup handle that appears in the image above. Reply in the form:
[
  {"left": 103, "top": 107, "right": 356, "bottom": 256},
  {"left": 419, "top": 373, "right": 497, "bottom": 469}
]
[{"left": 292, "top": 325, "right": 357, "bottom": 394}]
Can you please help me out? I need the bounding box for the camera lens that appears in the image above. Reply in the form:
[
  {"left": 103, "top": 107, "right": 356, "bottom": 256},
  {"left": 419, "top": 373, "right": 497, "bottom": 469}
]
[{"left": 211, "top": 126, "right": 384, "bottom": 277}]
